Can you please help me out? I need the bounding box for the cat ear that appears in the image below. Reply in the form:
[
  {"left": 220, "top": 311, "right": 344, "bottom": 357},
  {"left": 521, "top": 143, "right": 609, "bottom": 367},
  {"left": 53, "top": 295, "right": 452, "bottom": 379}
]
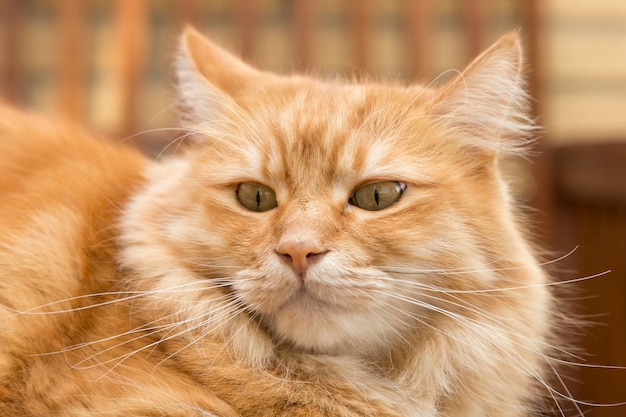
[
  {"left": 175, "top": 26, "right": 263, "bottom": 128},
  {"left": 431, "top": 32, "right": 535, "bottom": 156}
]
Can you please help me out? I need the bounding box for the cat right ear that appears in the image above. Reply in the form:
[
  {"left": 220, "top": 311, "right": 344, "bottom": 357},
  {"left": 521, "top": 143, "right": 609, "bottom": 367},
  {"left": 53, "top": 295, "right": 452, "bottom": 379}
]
[
  {"left": 176, "top": 26, "right": 263, "bottom": 129},
  {"left": 429, "top": 32, "right": 535, "bottom": 157}
]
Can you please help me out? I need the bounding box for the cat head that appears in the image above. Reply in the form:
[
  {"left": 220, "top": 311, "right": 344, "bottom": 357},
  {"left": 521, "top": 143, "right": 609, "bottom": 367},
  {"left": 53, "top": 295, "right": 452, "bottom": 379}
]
[{"left": 122, "top": 28, "right": 541, "bottom": 357}]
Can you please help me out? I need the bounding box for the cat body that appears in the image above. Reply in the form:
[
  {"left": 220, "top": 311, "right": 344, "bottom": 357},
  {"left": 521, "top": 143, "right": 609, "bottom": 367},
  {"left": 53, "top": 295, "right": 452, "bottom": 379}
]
[{"left": 0, "top": 29, "right": 557, "bottom": 416}]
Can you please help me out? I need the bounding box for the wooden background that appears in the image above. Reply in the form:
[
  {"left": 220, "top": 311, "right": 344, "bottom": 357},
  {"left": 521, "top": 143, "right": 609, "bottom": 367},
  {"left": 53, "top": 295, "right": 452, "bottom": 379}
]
[{"left": 0, "top": 1, "right": 624, "bottom": 415}]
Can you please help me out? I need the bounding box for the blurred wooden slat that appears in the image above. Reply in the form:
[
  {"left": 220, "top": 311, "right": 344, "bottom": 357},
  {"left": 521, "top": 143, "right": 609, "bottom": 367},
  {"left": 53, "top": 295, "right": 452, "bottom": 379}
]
[
  {"left": 526, "top": 0, "right": 544, "bottom": 116},
  {"left": 464, "top": 0, "right": 489, "bottom": 57},
  {"left": 234, "top": 0, "right": 256, "bottom": 61},
  {"left": 115, "top": 0, "right": 148, "bottom": 136},
  {"left": 552, "top": 142, "right": 626, "bottom": 417},
  {"left": 2, "top": 0, "right": 23, "bottom": 103},
  {"left": 525, "top": 0, "right": 554, "bottom": 240},
  {"left": 59, "top": 0, "right": 85, "bottom": 121},
  {"left": 293, "top": 0, "right": 314, "bottom": 72},
  {"left": 176, "top": 0, "right": 200, "bottom": 26},
  {"left": 350, "top": 0, "right": 370, "bottom": 74},
  {"left": 554, "top": 143, "right": 626, "bottom": 204},
  {"left": 554, "top": 202, "right": 626, "bottom": 417},
  {"left": 406, "top": 0, "right": 433, "bottom": 81}
]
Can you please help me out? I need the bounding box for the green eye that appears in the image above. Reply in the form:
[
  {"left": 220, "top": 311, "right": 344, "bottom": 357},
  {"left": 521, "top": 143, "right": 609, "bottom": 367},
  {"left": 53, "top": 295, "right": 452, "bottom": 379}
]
[
  {"left": 236, "top": 183, "right": 277, "bottom": 212},
  {"left": 349, "top": 181, "right": 406, "bottom": 211}
]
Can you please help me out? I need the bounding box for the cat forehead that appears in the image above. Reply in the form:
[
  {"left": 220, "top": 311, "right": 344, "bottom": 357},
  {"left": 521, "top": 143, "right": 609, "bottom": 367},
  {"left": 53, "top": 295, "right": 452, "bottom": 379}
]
[
  {"left": 198, "top": 119, "right": 431, "bottom": 191},
  {"left": 190, "top": 79, "right": 441, "bottom": 188},
  {"left": 255, "top": 80, "right": 433, "bottom": 147},
  {"left": 272, "top": 82, "right": 436, "bottom": 168},
  {"left": 268, "top": 79, "right": 425, "bottom": 121}
]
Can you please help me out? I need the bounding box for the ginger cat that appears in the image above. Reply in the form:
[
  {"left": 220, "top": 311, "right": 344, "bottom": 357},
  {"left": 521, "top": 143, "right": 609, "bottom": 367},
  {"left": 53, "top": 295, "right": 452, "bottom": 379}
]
[{"left": 0, "top": 28, "right": 564, "bottom": 416}]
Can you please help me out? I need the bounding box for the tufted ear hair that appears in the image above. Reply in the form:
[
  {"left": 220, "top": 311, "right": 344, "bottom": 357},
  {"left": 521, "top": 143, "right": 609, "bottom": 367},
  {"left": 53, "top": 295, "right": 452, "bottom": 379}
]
[
  {"left": 175, "top": 26, "right": 268, "bottom": 130},
  {"left": 430, "top": 32, "right": 535, "bottom": 156}
]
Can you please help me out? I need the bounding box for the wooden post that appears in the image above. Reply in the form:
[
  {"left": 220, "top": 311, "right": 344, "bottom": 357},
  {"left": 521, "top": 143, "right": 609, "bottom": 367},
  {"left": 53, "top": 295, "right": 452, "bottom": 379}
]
[
  {"left": 293, "top": 0, "right": 314, "bottom": 72},
  {"left": 406, "top": 0, "right": 432, "bottom": 81},
  {"left": 234, "top": 0, "right": 256, "bottom": 62},
  {"left": 115, "top": 0, "right": 148, "bottom": 137},
  {"left": 2, "top": 0, "right": 23, "bottom": 103},
  {"left": 350, "top": 0, "right": 370, "bottom": 75},
  {"left": 58, "top": 0, "right": 85, "bottom": 121},
  {"left": 176, "top": 0, "right": 200, "bottom": 27},
  {"left": 524, "top": 0, "right": 554, "bottom": 242},
  {"left": 464, "top": 0, "right": 489, "bottom": 57}
]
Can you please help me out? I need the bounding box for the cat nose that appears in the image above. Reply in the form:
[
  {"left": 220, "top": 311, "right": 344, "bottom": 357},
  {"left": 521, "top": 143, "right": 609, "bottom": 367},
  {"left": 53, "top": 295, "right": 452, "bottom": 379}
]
[{"left": 276, "top": 241, "right": 327, "bottom": 278}]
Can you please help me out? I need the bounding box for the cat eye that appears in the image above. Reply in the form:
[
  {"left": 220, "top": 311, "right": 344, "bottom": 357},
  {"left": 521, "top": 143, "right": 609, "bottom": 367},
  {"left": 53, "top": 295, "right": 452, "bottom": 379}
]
[
  {"left": 349, "top": 181, "right": 406, "bottom": 211},
  {"left": 236, "top": 183, "right": 278, "bottom": 212}
]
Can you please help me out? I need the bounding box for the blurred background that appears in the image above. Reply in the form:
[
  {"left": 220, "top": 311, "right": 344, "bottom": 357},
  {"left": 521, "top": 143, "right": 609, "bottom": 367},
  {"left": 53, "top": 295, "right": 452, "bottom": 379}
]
[{"left": 0, "top": 0, "right": 624, "bottom": 415}]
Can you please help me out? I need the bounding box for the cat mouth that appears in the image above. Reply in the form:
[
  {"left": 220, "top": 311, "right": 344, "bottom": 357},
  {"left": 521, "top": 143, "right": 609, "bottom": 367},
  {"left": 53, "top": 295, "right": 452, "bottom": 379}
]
[{"left": 284, "top": 286, "right": 348, "bottom": 312}]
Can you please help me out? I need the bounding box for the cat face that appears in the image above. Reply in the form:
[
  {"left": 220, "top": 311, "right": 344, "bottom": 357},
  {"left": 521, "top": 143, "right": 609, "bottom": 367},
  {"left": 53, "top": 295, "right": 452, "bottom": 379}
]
[{"left": 123, "top": 29, "right": 538, "bottom": 356}]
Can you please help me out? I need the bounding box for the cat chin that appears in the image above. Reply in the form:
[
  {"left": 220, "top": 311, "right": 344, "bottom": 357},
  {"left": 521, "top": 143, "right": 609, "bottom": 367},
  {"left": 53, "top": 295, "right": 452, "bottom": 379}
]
[{"left": 266, "top": 295, "right": 394, "bottom": 356}]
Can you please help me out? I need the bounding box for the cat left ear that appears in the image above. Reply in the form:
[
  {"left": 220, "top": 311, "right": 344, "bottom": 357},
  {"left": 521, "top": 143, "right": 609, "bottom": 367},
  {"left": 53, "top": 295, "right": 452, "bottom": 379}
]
[
  {"left": 431, "top": 32, "right": 535, "bottom": 156},
  {"left": 176, "top": 26, "right": 264, "bottom": 127}
]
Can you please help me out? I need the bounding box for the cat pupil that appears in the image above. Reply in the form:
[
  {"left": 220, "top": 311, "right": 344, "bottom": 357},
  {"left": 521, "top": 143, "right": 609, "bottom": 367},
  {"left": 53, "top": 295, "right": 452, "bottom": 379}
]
[
  {"left": 256, "top": 190, "right": 261, "bottom": 207},
  {"left": 374, "top": 188, "right": 379, "bottom": 206}
]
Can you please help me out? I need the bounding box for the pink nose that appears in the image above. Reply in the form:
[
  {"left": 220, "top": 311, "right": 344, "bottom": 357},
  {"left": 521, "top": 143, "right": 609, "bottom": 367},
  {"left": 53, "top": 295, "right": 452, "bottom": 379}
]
[{"left": 277, "top": 241, "right": 326, "bottom": 278}]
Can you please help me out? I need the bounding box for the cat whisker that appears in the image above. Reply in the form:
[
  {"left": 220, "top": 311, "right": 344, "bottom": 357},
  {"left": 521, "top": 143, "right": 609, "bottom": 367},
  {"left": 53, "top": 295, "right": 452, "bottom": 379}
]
[
  {"left": 4, "top": 279, "right": 226, "bottom": 316},
  {"left": 153, "top": 130, "right": 198, "bottom": 159},
  {"left": 182, "top": 259, "right": 252, "bottom": 269},
  {"left": 377, "top": 270, "right": 625, "bottom": 371},
  {"left": 546, "top": 360, "right": 583, "bottom": 416},
  {"left": 379, "top": 269, "right": 608, "bottom": 296},
  {"left": 70, "top": 298, "right": 246, "bottom": 377},
  {"left": 401, "top": 280, "right": 626, "bottom": 373},
  {"left": 424, "top": 291, "right": 583, "bottom": 361},
  {"left": 379, "top": 245, "right": 579, "bottom": 277},
  {"left": 116, "top": 126, "right": 192, "bottom": 145},
  {"left": 373, "top": 288, "right": 626, "bottom": 414},
  {"left": 32, "top": 292, "right": 238, "bottom": 357},
  {"left": 154, "top": 300, "right": 258, "bottom": 372},
  {"left": 355, "top": 289, "right": 423, "bottom": 358},
  {"left": 371, "top": 277, "right": 581, "bottom": 361},
  {"left": 371, "top": 290, "right": 554, "bottom": 386},
  {"left": 2, "top": 291, "right": 146, "bottom": 316}
]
